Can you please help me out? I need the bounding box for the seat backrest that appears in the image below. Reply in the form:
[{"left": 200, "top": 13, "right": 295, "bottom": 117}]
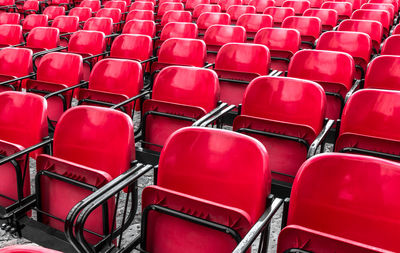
[
  {"left": 0, "top": 47, "right": 32, "bottom": 78},
  {"left": 241, "top": 76, "right": 326, "bottom": 134},
  {"left": 160, "top": 10, "right": 192, "bottom": 26},
  {"left": 282, "top": 0, "right": 311, "bottom": 15},
  {"left": 0, "top": 91, "right": 47, "bottom": 149},
  {"left": 160, "top": 22, "right": 198, "bottom": 40},
  {"left": 125, "top": 10, "right": 155, "bottom": 21},
  {"left": 215, "top": 43, "right": 270, "bottom": 75},
  {"left": 364, "top": 55, "right": 400, "bottom": 90},
  {"left": 204, "top": 24, "right": 246, "bottom": 45},
  {"left": 226, "top": 5, "right": 256, "bottom": 21},
  {"left": 303, "top": 8, "right": 338, "bottom": 28},
  {"left": 185, "top": 0, "right": 210, "bottom": 10},
  {"left": 43, "top": 6, "right": 65, "bottom": 20},
  {"left": 68, "top": 30, "right": 106, "bottom": 56},
  {"left": 263, "top": 7, "right": 295, "bottom": 24},
  {"left": 254, "top": 27, "right": 300, "bottom": 54},
  {"left": 110, "top": 34, "right": 152, "bottom": 61},
  {"left": 218, "top": 0, "right": 242, "bottom": 11},
  {"left": 193, "top": 4, "right": 221, "bottom": 18},
  {"left": 69, "top": 7, "right": 92, "bottom": 22},
  {"left": 96, "top": 8, "right": 122, "bottom": 23},
  {"left": 104, "top": 0, "right": 127, "bottom": 12},
  {"left": 89, "top": 58, "right": 143, "bottom": 98},
  {"left": 122, "top": 19, "right": 156, "bottom": 37},
  {"left": 288, "top": 152, "right": 400, "bottom": 252},
  {"left": 288, "top": 49, "right": 355, "bottom": 91},
  {"left": 37, "top": 52, "right": 83, "bottom": 86},
  {"left": 351, "top": 9, "right": 390, "bottom": 31},
  {"left": 282, "top": 16, "right": 321, "bottom": 39},
  {"left": 157, "top": 2, "right": 184, "bottom": 16},
  {"left": 0, "top": 12, "right": 20, "bottom": 25},
  {"left": 393, "top": 24, "right": 400, "bottom": 34},
  {"left": 53, "top": 106, "right": 134, "bottom": 179},
  {"left": 381, "top": 35, "right": 400, "bottom": 56},
  {"left": 249, "top": 0, "right": 275, "bottom": 13},
  {"left": 22, "top": 1, "right": 39, "bottom": 12},
  {"left": 80, "top": 0, "right": 101, "bottom": 12},
  {"left": 22, "top": 14, "right": 48, "bottom": 31},
  {"left": 337, "top": 19, "right": 383, "bottom": 46},
  {"left": 153, "top": 66, "right": 219, "bottom": 113},
  {"left": 158, "top": 38, "right": 206, "bottom": 67},
  {"left": 369, "top": 0, "right": 398, "bottom": 13},
  {"left": 361, "top": 3, "right": 394, "bottom": 21},
  {"left": 83, "top": 17, "right": 113, "bottom": 35},
  {"left": 0, "top": 24, "right": 22, "bottom": 45},
  {"left": 321, "top": 1, "right": 352, "bottom": 17},
  {"left": 129, "top": 1, "right": 155, "bottom": 11},
  {"left": 26, "top": 27, "right": 60, "bottom": 49},
  {"left": 157, "top": 126, "right": 269, "bottom": 222},
  {"left": 51, "top": 15, "right": 79, "bottom": 33},
  {"left": 236, "top": 14, "right": 273, "bottom": 32},
  {"left": 196, "top": 12, "right": 230, "bottom": 30},
  {"left": 316, "top": 31, "right": 372, "bottom": 64}
]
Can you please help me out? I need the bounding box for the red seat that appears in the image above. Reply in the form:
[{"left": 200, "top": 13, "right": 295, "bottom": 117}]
[
  {"left": 196, "top": 12, "right": 230, "bottom": 35},
  {"left": 22, "top": 14, "right": 48, "bottom": 33},
  {"left": 282, "top": 16, "right": 321, "bottom": 49},
  {"left": 193, "top": 4, "right": 221, "bottom": 20},
  {"left": 341, "top": 0, "right": 362, "bottom": 10},
  {"left": 78, "top": 58, "right": 143, "bottom": 115},
  {"left": 249, "top": 0, "right": 275, "bottom": 13},
  {"left": 122, "top": 19, "right": 156, "bottom": 37},
  {"left": 226, "top": 5, "right": 256, "bottom": 24},
  {"left": 0, "top": 12, "right": 19, "bottom": 24},
  {"left": 129, "top": 1, "right": 155, "bottom": 11},
  {"left": 254, "top": 27, "right": 300, "bottom": 71},
  {"left": 0, "top": 24, "right": 22, "bottom": 48},
  {"left": 284, "top": 153, "right": 400, "bottom": 252},
  {"left": 104, "top": 0, "right": 127, "bottom": 12},
  {"left": 141, "top": 67, "right": 220, "bottom": 152},
  {"left": 369, "top": 0, "right": 398, "bottom": 13},
  {"left": 0, "top": 245, "right": 61, "bottom": 253},
  {"left": 185, "top": 0, "right": 210, "bottom": 11},
  {"left": 282, "top": 0, "right": 310, "bottom": 15},
  {"left": 203, "top": 24, "right": 246, "bottom": 63},
  {"left": 233, "top": 75, "right": 326, "bottom": 190},
  {"left": 51, "top": 15, "right": 79, "bottom": 34},
  {"left": 68, "top": 7, "right": 92, "bottom": 22},
  {"left": 237, "top": 14, "right": 273, "bottom": 40},
  {"left": 36, "top": 105, "right": 133, "bottom": 244},
  {"left": 83, "top": 17, "right": 113, "bottom": 35},
  {"left": 0, "top": 48, "right": 33, "bottom": 91},
  {"left": 43, "top": 6, "right": 65, "bottom": 20},
  {"left": 308, "top": 0, "right": 323, "bottom": 8},
  {"left": 141, "top": 127, "right": 270, "bottom": 251},
  {"left": 316, "top": 31, "right": 372, "bottom": 79},
  {"left": 26, "top": 53, "right": 83, "bottom": 127},
  {"left": 19, "top": 1, "right": 39, "bottom": 16},
  {"left": 361, "top": 3, "right": 394, "bottom": 25},
  {"left": 96, "top": 8, "right": 122, "bottom": 32},
  {"left": 351, "top": 9, "right": 391, "bottom": 36},
  {"left": 24, "top": 27, "right": 60, "bottom": 54},
  {"left": 303, "top": 8, "right": 338, "bottom": 31},
  {"left": 125, "top": 9, "right": 155, "bottom": 21},
  {"left": 157, "top": 22, "right": 197, "bottom": 48},
  {"left": 321, "top": 1, "right": 352, "bottom": 20},
  {"left": 263, "top": 7, "right": 295, "bottom": 27},
  {"left": 364, "top": 55, "right": 400, "bottom": 90},
  {"left": 288, "top": 50, "right": 355, "bottom": 120},
  {"left": 156, "top": 2, "right": 184, "bottom": 18},
  {"left": 337, "top": 19, "right": 383, "bottom": 53},
  {"left": 214, "top": 43, "right": 270, "bottom": 106},
  {"left": 218, "top": 0, "right": 242, "bottom": 11},
  {"left": 79, "top": 0, "right": 100, "bottom": 12},
  {"left": 381, "top": 35, "right": 400, "bottom": 55},
  {"left": 0, "top": 91, "right": 47, "bottom": 208},
  {"left": 110, "top": 34, "right": 153, "bottom": 62},
  {"left": 160, "top": 10, "right": 192, "bottom": 27}
]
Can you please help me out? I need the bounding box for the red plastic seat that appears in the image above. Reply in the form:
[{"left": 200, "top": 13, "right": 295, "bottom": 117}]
[
  {"left": 0, "top": 48, "right": 33, "bottom": 91},
  {"left": 363, "top": 55, "right": 400, "bottom": 91},
  {"left": 185, "top": 0, "right": 210, "bottom": 11},
  {"left": 316, "top": 31, "right": 372, "bottom": 79},
  {"left": 249, "top": 0, "right": 274, "bottom": 13},
  {"left": 226, "top": 5, "right": 256, "bottom": 24},
  {"left": 0, "top": 24, "right": 22, "bottom": 48},
  {"left": 96, "top": 8, "right": 122, "bottom": 32},
  {"left": 282, "top": 0, "right": 310, "bottom": 15},
  {"left": 79, "top": 0, "right": 100, "bottom": 12},
  {"left": 0, "top": 12, "right": 19, "bottom": 24},
  {"left": 393, "top": 23, "right": 400, "bottom": 34},
  {"left": 22, "top": 14, "right": 48, "bottom": 33},
  {"left": 142, "top": 67, "right": 219, "bottom": 151},
  {"left": 193, "top": 4, "right": 220, "bottom": 20},
  {"left": 361, "top": 3, "right": 394, "bottom": 24},
  {"left": 141, "top": 127, "right": 270, "bottom": 251},
  {"left": 158, "top": 0, "right": 181, "bottom": 5},
  {"left": 129, "top": 1, "right": 155, "bottom": 11},
  {"left": 288, "top": 50, "right": 355, "bottom": 120},
  {"left": 51, "top": 15, "right": 79, "bottom": 34},
  {"left": 284, "top": 153, "right": 400, "bottom": 252},
  {"left": 351, "top": 9, "right": 390, "bottom": 36},
  {"left": 160, "top": 10, "right": 192, "bottom": 27},
  {"left": 381, "top": 35, "right": 400, "bottom": 55},
  {"left": 19, "top": 1, "right": 39, "bottom": 16},
  {"left": 303, "top": 8, "right": 338, "bottom": 31},
  {"left": 214, "top": 43, "right": 270, "bottom": 106},
  {"left": 43, "top": 6, "right": 65, "bottom": 20},
  {"left": 308, "top": 0, "right": 324, "bottom": 7},
  {"left": 237, "top": 14, "right": 273, "bottom": 40},
  {"left": 83, "top": 17, "right": 113, "bottom": 35},
  {"left": 0, "top": 91, "right": 47, "bottom": 208},
  {"left": 78, "top": 58, "right": 143, "bottom": 114},
  {"left": 218, "top": 0, "right": 242, "bottom": 11},
  {"left": 254, "top": 27, "right": 300, "bottom": 71},
  {"left": 156, "top": 2, "right": 184, "bottom": 18},
  {"left": 125, "top": 9, "right": 155, "bottom": 21},
  {"left": 122, "top": 19, "right": 156, "bottom": 37},
  {"left": 233, "top": 76, "right": 326, "bottom": 185},
  {"left": 26, "top": 53, "right": 83, "bottom": 127},
  {"left": 0, "top": 245, "right": 61, "bottom": 253},
  {"left": 157, "top": 22, "right": 197, "bottom": 48},
  {"left": 340, "top": 0, "right": 362, "bottom": 10},
  {"left": 111, "top": 34, "right": 153, "bottom": 61},
  {"left": 369, "top": 0, "right": 398, "bottom": 13},
  {"left": 104, "top": 0, "right": 127, "bottom": 12},
  {"left": 321, "top": 1, "right": 352, "bottom": 20},
  {"left": 25, "top": 27, "right": 60, "bottom": 54},
  {"left": 203, "top": 24, "right": 246, "bottom": 63},
  {"left": 282, "top": 16, "right": 321, "bottom": 49},
  {"left": 338, "top": 19, "right": 383, "bottom": 53},
  {"left": 36, "top": 105, "right": 133, "bottom": 244},
  {"left": 263, "top": 7, "right": 295, "bottom": 27},
  {"left": 196, "top": 12, "right": 230, "bottom": 35},
  {"left": 68, "top": 7, "right": 92, "bottom": 22}
]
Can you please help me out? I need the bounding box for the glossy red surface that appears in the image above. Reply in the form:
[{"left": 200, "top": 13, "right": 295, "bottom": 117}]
[
  {"left": 21, "top": 1, "right": 39, "bottom": 15},
  {"left": 83, "top": 17, "right": 113, "bottom": 35},
  {"left": 68, "top": 7, "right": 92, "bottom": 22},
  {"left": 157, "top": 2, "right": 184, "bottom": 16},
  {"left": 51, "top": 15, "right": 79, "bottom": 33},
  {"left": 104, "top": 0, "right": 127, "bottom": 12},
  {"left": 0, "top": 12, "right": 20, "bottom": 25},
  {"left": 122, "top": 19, "right": 156, "bottom": 37},
  {"left": 321, "top": 1, "right": 352, "bottom": 19},
  {"left": 160, "top": 10, "right": 192, "bottom": 26},
  {"left": 255, "top": 27, "right": 300, "bottom": 54},
  {"left": 249, "top": 0, "right": 275, "bottom": 13},
  {"left": 303, "top": 8, "right": 338, "bottom": 30},
  {"left": 160, "top": 22, "right": 198, "bottom": 40},
  {"left": 0, "top": 48, "right": 32, "bottom": 78},
  {"left": 110, "top": 34, "right": 152, "bottom": 61},
  {"left": 196, "top": 12, "right": 230, "bottom": 30},
  {"left": 193, "top": 4, "right": 221, "bottom": 18},
  {"left": 288, "top": 153, "right": 400, "bottom": 252},
  {"left": 0, "top": 24, "right": 22, "bottom": 46},
  {"left": 79, "top": 0, "right": 101, "bottom": 12},
  {"left": 361, "top": 3, "right": 394, "bottom": 22},
  {"left": 185, "top": 0, "right": 210, "bottom": 10},
  {"left": 282, "top": 16, "right": 322, "bottom": 40},
  {"left": 158, "top": 38, "right": 206, "bottom": 67},
  {"left": 125, "top": 10, "right": 155, "bottom": 21},
  {"left": 218, "top": 0, "right": 242, "bottom": 11},
  {"left": 129, "top": 1, "right": 155, "bottom": 11},
  {"left": 226, "top": 5, "right": 256, "bottom": 21},
  {"left": 43, "top": 6, "right": 65, "bottom": 20},
  {"left": 22, "top": 14, "right": 48, "bottom": 32},
  {"left": 381, "top": 35, "right": 400, "bottom": 55},
  {"left": 0, "top": 245, "right": 61, "bottom": 253},
  {"left": 264, "top": 7, "right": 295, "bottom": 26},
  {"left": 351, "top": 9, "right": 390, "bottom": 35},
  {"left": 204, "top": 24, "right": 246, "bottom": 45},
  {"left": 96, "top": 8, "right": 122, "bottom": 23},
  {"left": 68, "top": 30, "right": 106, "bottom": 56},
  {"left": 369, "top": 0, "right": 398, "bottom": 12},
  {"left": 364, "top": 55, "right": 400, "bottom": 90},
  {"left": 282, "top": 0, "right": 310, "bottom": 15},
  {"left": 237, "top": 14, "right": 273, "bottom": 33},
  {"left": 26, "top": 27, "right": 60, "bottom": 50}
]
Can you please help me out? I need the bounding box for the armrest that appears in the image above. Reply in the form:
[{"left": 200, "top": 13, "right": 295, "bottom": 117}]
[
  {"left": 307, "top": 119, "right": 335, "bottom": 158},
  {"left": 203, "top": 62, "right": 214, "bottom": 69},
  {"left": 344, "top": 79, "right": 363, "bottom": 103},
  {"left": 232, "top": 198, "right": 284, "bottom": 253},
  {"left": 105, "top": 33, "right": 120, "bottom": 39},
  {"left": 43, "top": 81, "right": 89, "bottom": 100},
  {"left": 0, "top": 73, "right": 36, "bottom": 87},
  {"left": 81, "top": 51, "right": 109, "bottom": 61},
  {"left": 11, "top": 42, "right": 26, "bottom": 47},
  {"left": 110, "top": 90, "right": 151, "bottom": 110},
  {"left": 139, "top": 56, "right": 157, "bottom": 64},
  {"left": 32, "top": 46, "right": 68, "bottom": 71},
  {"left": 193, "top": 103, "right": 236, "bottom": 127}
]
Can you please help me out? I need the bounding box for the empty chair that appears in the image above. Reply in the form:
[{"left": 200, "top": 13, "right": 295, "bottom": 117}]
[
  {"left": 381, "top": 35, "right": 400, "bottom": 55},
  {"left": 46, "top": 0, "right": 71, "bottom": 9},
  {"left": 83, "top": 17, "right": 113, "bottom": 35},
  {"left": 264, "top": 7, "right": 295, "bottom": 27},
  {"left": 78, "top": 58, "right": 143, "bottom": 115},
  {"left": 364, "top": 55, "right": 400, "bottom": 90},
  {"left": 140, "top": 67, "right": 219, "bottom": 152},
  {"left": 125, "top": 9, "right": 155, "bottom": 21},
  {"left": 79, "top": 0, "right": 100, "bottom": 12},
  {"left": 369, "top": 0, "right": 398, "bottom": 14},
  {"left": 185, "top": 0, "right": 210, "bottom": 11},
  {"left": 249, "top": 0, "right": 275, "bottom": 13},
  {"left": 0, "top": 24, "right": 23, "bottom": 48},
  {"left": 316, "top": 31, "right": 372, "bottom": 79},
  {"left": 338, "top": 19, "right": 383, "bottom": 53},
  {"left": 321, "top": 1, "right": 352, "bottom": 20},
  {"left": 24, "top": 27, "right": 60, "bottom": 54},
  {"left": 351, "top": 9, "right": 391, "bottom": 37},
  {"left": 18, "top": 1, "right": 39, "bottom": 16},
  {"left": 233, "top": 76, "right": 327, "bottom": 193},
  {"left": 51, "top": 15, "right": 79, "bottom": 34},
  {"left": 303, "top": 8, "right": 338, "bottom": 31},
  {"left": 0, "top": 12, "right": 20, "bottom": 24},
  {"left": 288, "top": 50, "right": 355, "bottom": 120},
  {"left": 156, "top": 22, "right": 197, "bottom": 48},
  {"left": 110, "top": 34, "right": 153, "bottom": 63},
  {"left": 282, "top": 0, "right": 310, "bottom": 15},
  {"left": 282, "top": 16, "right": 321, "bottom": 49},
  {"left": 280, "top": 153, "right": 400, "bottom": 252},
  {"left": 308, "top": 0, "right": 323, "bottom": 8},
  {"left": 254, "top": 27, "right": 300, "bottom": 71},
  {"left": 361, "top": 3, "right": 394, "bottom": 24},
  {"left": 22, "top": 14, "right": 48, "bottom": 33},
  {"left": 26, "top": 53, "right": 83, "bottom": 127},
  {"left": 0, "top": 48, "right": 33, "bottom": 91},
  {"left": 139, "top": 127, "right": 270, "bottom": 251},
  {"left": 159, "top": 10, "right": 192, "bottom": 28},
  {"left": 96, "top": 8, "right": 122, "bottom": 32},
  {"left": 218, "top": 0, "right": 242, "bottom": 11},
  {"left": 122, "top": 19, "right": 156, "bottom": 37},
  {"left": 104, "top": 0, "right": 127, "bottom": 12},
  {"left": 196, "top": 12, "right": 230, "bottom": 35},
  {"left": 237, "top": 14, "right": 273, "bottom": 40},
  {"left": 343, "top": 0, "right": 362, "bottom": 10},
  {"left": 203, "top": 25, "right": 246, "bottom": 63},
  {"left": 68, "top": 7, "right": 92, "bottom": 22},
  {"left": 156, "top": 2, "right": 184, "bottom": 18},
  {"left": 43, "top": 6, "right": 65, "bottom": 20},
  {"left": 192, "top": 4, "right": 221, "bottom": 20},
  {"left": 0, "top": 91, "right": 47, "bottom": 212},
  {"left": 129, "top": 1, "right": 155, "bottom": 11},
  {"left": 226, "top": 5, "right": 256, "bottom": 24}
]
